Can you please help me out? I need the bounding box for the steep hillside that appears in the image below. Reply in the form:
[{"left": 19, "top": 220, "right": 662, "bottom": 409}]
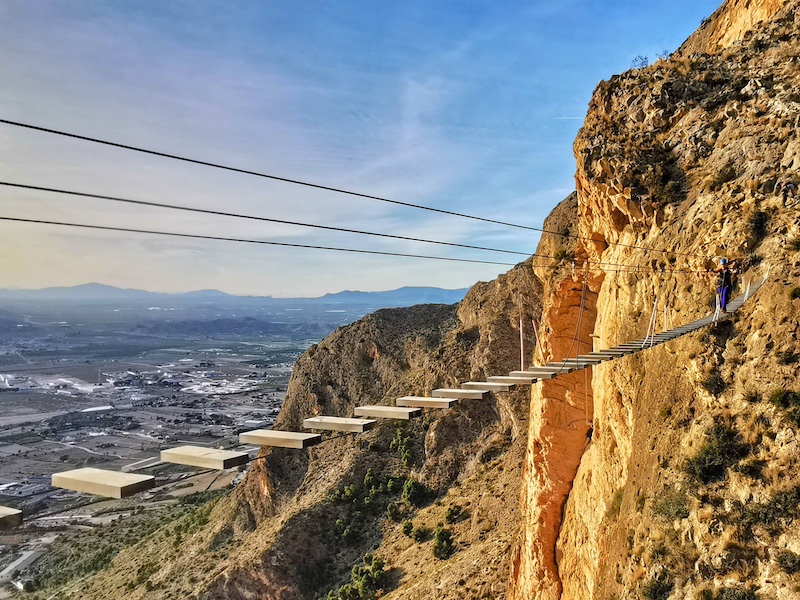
[
  {"left": 511, "top": 0, "right": 800, "bottom": 598},
  {"left": 35, "top": 2, "right": 800, "bottom": 599},
  {"left": 71, "top": 240, "right": 557, "bottom": 599}
]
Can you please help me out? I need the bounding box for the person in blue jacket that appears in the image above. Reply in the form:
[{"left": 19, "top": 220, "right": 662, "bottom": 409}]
[{"left": 717, "top": 258, "right": 735, "bottom": 313}]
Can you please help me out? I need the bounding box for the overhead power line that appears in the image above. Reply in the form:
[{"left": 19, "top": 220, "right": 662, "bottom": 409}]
[
  {"left": 0, "top": 216, "right": 517, "bottom": 266},
  {"left": 0, "top": 118, "right": 711, "bottom": 260},
  {"left": 0, "top": 181, "right": 530, "bottom": 257}
]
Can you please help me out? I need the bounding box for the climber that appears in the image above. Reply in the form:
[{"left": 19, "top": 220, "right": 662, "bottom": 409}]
[
  {"left": 780, "top": 180, "right": 797, "bottom": 207},
  {"left": 716, "top": 258, "right": 735, "bottom": 313}
]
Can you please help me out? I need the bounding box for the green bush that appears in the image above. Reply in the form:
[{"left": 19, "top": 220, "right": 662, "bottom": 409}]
[
  {"left": 776, "top": 549, "right": 800, "bottom": 574},
  {"left": 653, "top": 490, "right": 689, "bottom": 521},
  {"left": 386, "top": 502, "right": 402, "bottom": 522},
  {"left": 684, "top": 421, "right": 748, "bottom": 484},
  {"left": 410, "top": 525, "right": 431, "bottom": 543},
  {"left": 401, "top": 479, "right": 434, "bottom": 508},
  {"left": 401, "top": 520, "right": 413, "bottom": 536},
  {"left": 389, "top": 426, "right": 414, "bottom": 468},
  {"left": 444, "top": 505, "right": 462, "bottom": 524},
  {"left": 326, "top": 554, "right": 388, "bottom": 600},
  {"left": 737, "top": 484, "right": 800, "bottom": 538},
  {"left": 790, "top": 287, "right": 800, "bottom": 300},
  {"left": 432, "top": 525, "right": 455, "bottom": 559}
]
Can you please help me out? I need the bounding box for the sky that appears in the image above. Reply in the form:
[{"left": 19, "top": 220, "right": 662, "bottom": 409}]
[{"left": 0, "top": 0, "right": 721, "bottom": 297}]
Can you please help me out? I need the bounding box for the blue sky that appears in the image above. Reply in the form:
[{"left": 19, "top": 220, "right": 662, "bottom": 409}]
[{"left": 0, "top": 0, "right": 720, "bottom": 296}]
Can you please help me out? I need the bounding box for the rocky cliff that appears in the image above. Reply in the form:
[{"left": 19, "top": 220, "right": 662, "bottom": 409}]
[
  {"left": 511, "top": 0, "right": 800, "bottom": 598},
  {"left": 68, "top": 1, "right": 800, "bottom": 599}
]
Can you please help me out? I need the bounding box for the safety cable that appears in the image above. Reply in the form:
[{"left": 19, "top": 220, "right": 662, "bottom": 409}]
[
  {"left": 0, "top": 216, "right": 517, "bottom": 266},
  {"left": 0, "top": 181, "right": 531, "bottom": 258},
  {"left": 0, "top": 118, "right": 713, "bottom": 260}
]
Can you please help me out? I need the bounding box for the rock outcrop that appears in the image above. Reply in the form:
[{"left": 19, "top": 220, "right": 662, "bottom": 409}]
[
  {"left": 511, "top": 0, "right": 800, "bottom": 598},
  {"left": 67, "top": 1, "right": 800, "bottom": 599}
]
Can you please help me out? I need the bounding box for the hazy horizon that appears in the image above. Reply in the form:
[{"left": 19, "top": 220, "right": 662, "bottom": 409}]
[{"left": 0, "top": 0, "right": 720, "bottom": 296}]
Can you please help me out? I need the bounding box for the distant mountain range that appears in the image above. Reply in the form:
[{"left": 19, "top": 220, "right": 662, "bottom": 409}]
[{"left": 0, "top": 283, "right": 469, "bottom": 307}]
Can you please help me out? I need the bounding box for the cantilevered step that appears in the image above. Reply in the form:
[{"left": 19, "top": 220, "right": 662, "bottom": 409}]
[
  {"left": 461, "top": 381, "right": 515, "bottom": 392},
  {"left": 303, "top": 416, "right": 377, "bottom": 433},
  {"left": 52, "top": 467, "right": 155, "bottom": 499},
  {"left": 239, "top": 429, "right": 322, "bottom": 449},
  {"left": 396, "top": 396, "right": 458, "bottom": 409},
  {"left": 518, "top": 368, "right": 559, "bottom": 379},
  {"left": 432, "top": 388, "right": 488, "bottom": 400},
  {"left": 555, "top": 356, "right": 604, "bottom": 365},
  {"left": 514, "top": 368, "right": 563, "bottom": 377},
  {"left": 507, "top": 371, "right": 543, "bottom": 380},
  {"left": 161, "top": 445, "right": 250, "bottom": 470},
  {"left": 578, "top": 352, "right": 621, "bottom": 359},
  {"left": 0, "top": 506, "right": 22, "bottom": 529},
  {"left": 487, "top": 376, "right": 536, "bottom": 384},
  {"left": 354, "top": 406, "right": 421, "bottom": 420},
  {"left": 587, "top": 349, "right": 633, "bottom": 357}
]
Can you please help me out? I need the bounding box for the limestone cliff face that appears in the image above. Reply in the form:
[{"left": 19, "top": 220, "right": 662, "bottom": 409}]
[
  {"left": 679, "top": 0, "right": 786, "bottom": 55},
  {"left": 511, "top": 0, "right": 800, "bottom": 598}
]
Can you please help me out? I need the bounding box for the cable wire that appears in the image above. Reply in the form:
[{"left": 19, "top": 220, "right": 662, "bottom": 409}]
[
  {"left": 0, "top": 118, "right": 541, "bottom": 232},
  {"left": 0, "top": 216, "right": 517, "bottom": 266},
  {"left": 0, "top": 118, "right": 712, "bottom": 260},
  {"left": 0, "top": 181, "right": 531, "bottom": 257},
  {"left": 0, "top": 214, "right": 712, "bottom": 274}
]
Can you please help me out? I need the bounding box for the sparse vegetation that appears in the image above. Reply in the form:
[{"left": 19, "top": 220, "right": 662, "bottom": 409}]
[
  {"left": 389, "top": 425, "right": 414, "bottom": 468},
  {"left": 748, "top": 210, "right": 770, "bottom": 241},
  {"left": 432, "top": 525, "right": 455, "bottom": 559},
  {"left": 653, "top": 489, "right": 689, "bottom": 521},
  {"left": 700, "top": 371, "right": 727, "bottom": 395},
  {"left": 410, "top": 524, "right": 431, "bottom": 543},
  {"left": 776, "top": 549, "right": 800, "bottom": 574},
  {"left": 401, "top": 478, "right": 434, "bottom": 508},
  {"left": 699, "top": 589, "right": 758, "bottom": 600},
  {"left": 768, "top": 388, "right": 800, "bottom": 425},
  {"left": 444, "top": 504, "right": 462, "bottom": 523},
  {"left": 736, "top": 484, "right": 800, "bottom": 539},
  {"left": 684, "top": 420, "right": 748, "bottom": 484},
  {"left": 641, "top": 572, "right": 673, "bottom": 600},
  {"left": 606, "top": 489, "right": 623, "bottom": 520},
  {"left": 554, "top": 248, "right": 575, "bottom": 263},
  {"left": 734, "top": 458, "right": 766, "bottom": 479},
  {"left": 326, "top": 554, "right": 388, "bottom": 600}
]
